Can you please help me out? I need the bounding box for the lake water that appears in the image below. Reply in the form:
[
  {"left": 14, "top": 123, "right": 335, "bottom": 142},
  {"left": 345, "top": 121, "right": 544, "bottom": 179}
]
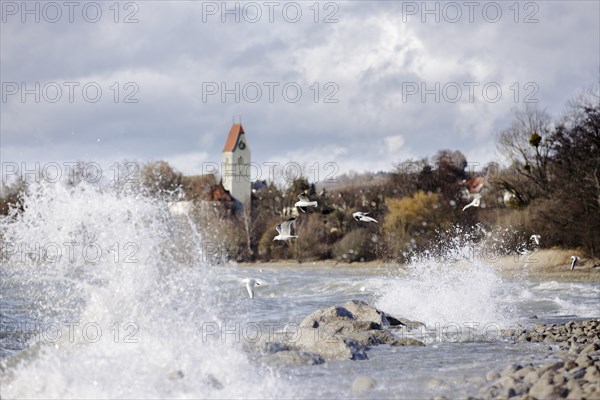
[{"left": 1, "top": 183, "right": 599, "bottom": 398}]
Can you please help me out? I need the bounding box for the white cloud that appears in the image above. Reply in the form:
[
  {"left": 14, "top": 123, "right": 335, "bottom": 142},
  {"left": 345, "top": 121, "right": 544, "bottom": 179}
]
[{"left": 1, "top": 1, "right": 598, "bottom": 179}]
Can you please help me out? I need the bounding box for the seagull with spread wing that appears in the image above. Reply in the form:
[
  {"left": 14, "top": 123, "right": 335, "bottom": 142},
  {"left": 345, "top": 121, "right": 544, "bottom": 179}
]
[
  {"left": 294, "top": 193, "right": 318, "bottom": 213},
  {"left": 273, "top": 217, "right": 298, "bottom": 241}
]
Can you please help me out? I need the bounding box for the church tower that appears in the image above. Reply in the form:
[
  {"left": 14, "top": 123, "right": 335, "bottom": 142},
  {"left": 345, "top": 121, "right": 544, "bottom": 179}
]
[{"left": 222, "top": 123, "right": 251, "bottom": 206}]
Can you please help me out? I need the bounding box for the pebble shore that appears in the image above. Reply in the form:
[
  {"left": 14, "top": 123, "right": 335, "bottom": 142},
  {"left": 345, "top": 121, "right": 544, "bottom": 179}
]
[{"left": 480, "top": 320, "right": 600, "bottom": 399}]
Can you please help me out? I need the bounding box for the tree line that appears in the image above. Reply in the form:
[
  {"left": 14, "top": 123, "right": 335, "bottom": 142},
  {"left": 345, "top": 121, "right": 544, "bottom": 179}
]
[{"left": 1, "top": 88, "right": 598, "bottom": 261}]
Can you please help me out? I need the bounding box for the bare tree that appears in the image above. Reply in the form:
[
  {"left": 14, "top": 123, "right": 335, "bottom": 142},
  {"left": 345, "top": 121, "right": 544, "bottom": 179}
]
[{"left": 496, "top": 105, "right": 554, "bottom": 203}]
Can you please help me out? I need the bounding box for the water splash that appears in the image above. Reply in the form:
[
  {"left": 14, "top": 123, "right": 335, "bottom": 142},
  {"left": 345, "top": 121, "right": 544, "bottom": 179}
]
[
  {"left": 0, "top": 182, "right": 282, "bottom": 398},
  {"left": 375, "top": 225, "right": 523, "bottom": 331}
]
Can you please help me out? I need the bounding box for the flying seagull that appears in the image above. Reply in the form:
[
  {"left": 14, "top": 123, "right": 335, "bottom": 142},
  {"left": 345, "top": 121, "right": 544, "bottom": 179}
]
[
  {"left": 243, "top": 278, "right": 260, "bottom": 299},
  {"left": 462, "top": 194, "right": 481, "bottom": 211},
  {"left": 294, "top": 193, "right": 318, "bottom": 213},
  {"left": 352, "top": 211, "right": 378, "bottom": 223},
  {"left": 530, "top": 234, "right": 541, "bottom": 246},
  {"left": 273, "top": 217, "right": 298, "bottom": 241},
  {"left": 570, "top": 255, "right": 580, "bottom": 271}
]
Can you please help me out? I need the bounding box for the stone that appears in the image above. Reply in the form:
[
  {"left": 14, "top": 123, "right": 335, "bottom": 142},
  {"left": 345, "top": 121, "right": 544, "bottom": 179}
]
[
  {"left": 264, "top": 350, "right": 325, "bottom": 367},
  {"left": 553, "top": 373, "right": 566, "bottom": 386},
  {"left": 502, "top": 386, "right": 516, "bottom": 398},
  {"left": 524, "top": 370, "right": 541, "bottom": 384},
  {"left": 497, "top": 375, "right": 516, "bottom": 388},
  {"left": 514, "top": 365, "right": 534, "bottom": 380},
  {"left": 570, "top": 367, "right": 587, "bottom": 380},
  {"left": 564, "top": 360, "right": 577, "bottom": 371},
  {"left": 502, "top": 364, "right": 523, "bottom": 376},
  {"left": 566, "top": 379, "right": 584, "bottom": 400},
  {"left": 528, "top": 377, "right": 555, "bottom": 399},
  {"left": 351, "top": 375, "right": 376, "bottom": 392},
  {"left": 343, "top": 300, "right": 425, "bottom": 330},
  {"left": 300, "top": 306, "right": 354, "bottom": 328},
  {"left": 391, "top": 337, "right": 425, "bottom": 347},
  {"left": 283, "top": 327, "right": 368, "bottom": 361},
  {"left": 583, "top": 365, "right": 599, "bottom": 382},
  {"left": 581, "top": 342, "right": 600, "bottom": 355},
  {"left": 575, "top": 353, "right": 593, "bottom": 367},
  {"left": 486, "top": 370, "right": 500, "bottom": 382}
]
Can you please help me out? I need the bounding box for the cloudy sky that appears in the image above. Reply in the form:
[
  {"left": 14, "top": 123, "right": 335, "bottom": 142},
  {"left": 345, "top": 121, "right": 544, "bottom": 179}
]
[{"left": 1, "top": 0, "right": 598, "bottom": 183}]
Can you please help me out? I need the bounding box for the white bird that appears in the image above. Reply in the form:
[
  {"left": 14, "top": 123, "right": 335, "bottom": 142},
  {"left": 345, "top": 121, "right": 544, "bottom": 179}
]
[
  {"left": 294, "top": 193, "right": 318, "bottom": 213},
  {"left": 570, "top": 255, "right": 580, "bottom": 271},
  {"left": 273, "top": 217, "right": 298, "bottom": 241},
  {"left": 352, "top": 211, "right": 378, "bottom": 223},
  {"left": 530, "top": 234, "right": 541, "bottom": 246},
  {"left": 462, "top": 194, "right": 482, "bottom": 211},
  {"left": 243, "top": 278, "right": 260, "bottom": 299}
]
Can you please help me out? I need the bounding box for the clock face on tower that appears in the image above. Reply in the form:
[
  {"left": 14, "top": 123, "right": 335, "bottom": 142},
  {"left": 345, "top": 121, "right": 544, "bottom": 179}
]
[{"left": 238, "top": 141, "right": 246, "bottom": 150}]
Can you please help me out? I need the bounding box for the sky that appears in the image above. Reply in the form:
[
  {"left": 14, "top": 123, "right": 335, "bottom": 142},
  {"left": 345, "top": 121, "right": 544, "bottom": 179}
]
[{"left": 1, "top": 0, "right": 599, "bottom": 185}]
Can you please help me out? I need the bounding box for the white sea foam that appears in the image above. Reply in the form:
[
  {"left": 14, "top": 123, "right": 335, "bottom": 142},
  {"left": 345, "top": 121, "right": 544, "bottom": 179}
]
[{"left": 0, "top": 182, "right": 282, "bottom": 398}]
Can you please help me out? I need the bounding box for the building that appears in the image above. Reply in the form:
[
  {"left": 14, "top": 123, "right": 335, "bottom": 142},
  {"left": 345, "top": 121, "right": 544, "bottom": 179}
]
[{"left": 222, "top": 123, "right": 251, "bottom": 206}]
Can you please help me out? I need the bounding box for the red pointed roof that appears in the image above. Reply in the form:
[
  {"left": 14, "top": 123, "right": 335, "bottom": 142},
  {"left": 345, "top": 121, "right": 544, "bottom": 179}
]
[{"left": 223, "top": 123, "right": 245, "bottom": 152}]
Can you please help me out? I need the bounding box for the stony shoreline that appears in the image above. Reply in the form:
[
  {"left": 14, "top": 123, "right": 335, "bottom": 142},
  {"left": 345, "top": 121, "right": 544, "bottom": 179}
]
[
  {"left": 250, "top": 302, "right": 600, "bottom": 398},
  {"left": 480, "top": 320, "right": 600, "bottom": 399}
]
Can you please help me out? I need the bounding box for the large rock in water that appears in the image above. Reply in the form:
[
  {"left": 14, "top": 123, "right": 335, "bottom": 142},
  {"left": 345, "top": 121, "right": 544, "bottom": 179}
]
[
  {"left": 343, "top": 300, "right": 425, "bottom": 330},
  {"left": 282, "top": 326, "right": 368, "bottom": 360},
  {"left": 300, "top": 300, "right": 425, "bottom": 333},
  {"left": 258, "top": 300, "right": 425, "bottom": 365}
]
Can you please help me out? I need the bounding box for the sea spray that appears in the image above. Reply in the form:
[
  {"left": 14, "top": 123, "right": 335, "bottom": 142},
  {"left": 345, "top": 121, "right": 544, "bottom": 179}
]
[
  {"left": 375, "top": 225, "right": 526, "bottom": 334},
  {"left": 0, "top": 181, "right": 283, "bottom": 398}
]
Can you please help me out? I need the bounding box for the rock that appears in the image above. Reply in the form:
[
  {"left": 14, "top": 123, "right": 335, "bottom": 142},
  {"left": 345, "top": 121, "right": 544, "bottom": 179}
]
[
  {"left": 314, "top": 319, "right": 382, "bottom": 335},
  {"left": 257, "top": 341, "right": 290, "bottom": 354},
  {"left": 300, "top": 306, "right": 354, "bottom": 328},
  {"left": 514, "top": 365, "right": 534, "bottom": 380},
  {"left": 342, "top": 300, "right": 424, "bottom": 330},
  {"left": 479, "top": 320, "right": 600, "bottom": 399},
  {"left": 391, "top": 337, "right": 425, "bottom": 347},
  {"left": 341, "top": 329, "right": 397, "bottom": 346},
  {"left": 342, "top": 300, "right": 391, "bottom": 326},
  {"left": 524, "top": 370, "right": 541, "bottom": 384},
  {"left": 529, "top": 376, "right": 555, "bottom": 399},
  {"left": 583, "top": 365, "right": 599, "bottom": 382},
  {"left": 497, "top": 375, "right": 516, "bottom": 389},
  {"left": 581, "top": 342, "right": 600, "bottom": 355},
  {"left": 502, "top": 386, "right": 516, "bottom": 398},
  {"left": 250, "top": 301, "right": 428, "bottom": 366},
  {"left": 583, "top": 381, "right": 598, "bottom": 397},
  {"left": 540, "top": 361, "right": 564, "bottom": 373},
  {"left": 544, "top": 334, "right": 557, "bottom": 342},
  {"left": 283, "top": 326, "right": 368, "bottom": 361},
  {"left": 575, "top": 353, "right": 593, "bottom": 367},
  {"left": 486, "top": 370, "right": 500, "bottom": 382},
  {"left": 566, "top": 379, "right": 584, "bottom": 399},
  {"left": 351, "top": 375, "right": 376, "bottom": 392},
  {"left": 264, "top": 350, "right": 325, "bottom": 367},
  {"left": 553, "top": 372, "right": 566, "bottom": 386},
  {"left": 502, "top": 364, "right": 522, "bottom": 376},
  {"left": 564, "top": 360, "right": 577, "bottom": 371},
  {"left": 570, "top": 367, "right": 587, "bottom": 380}
]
